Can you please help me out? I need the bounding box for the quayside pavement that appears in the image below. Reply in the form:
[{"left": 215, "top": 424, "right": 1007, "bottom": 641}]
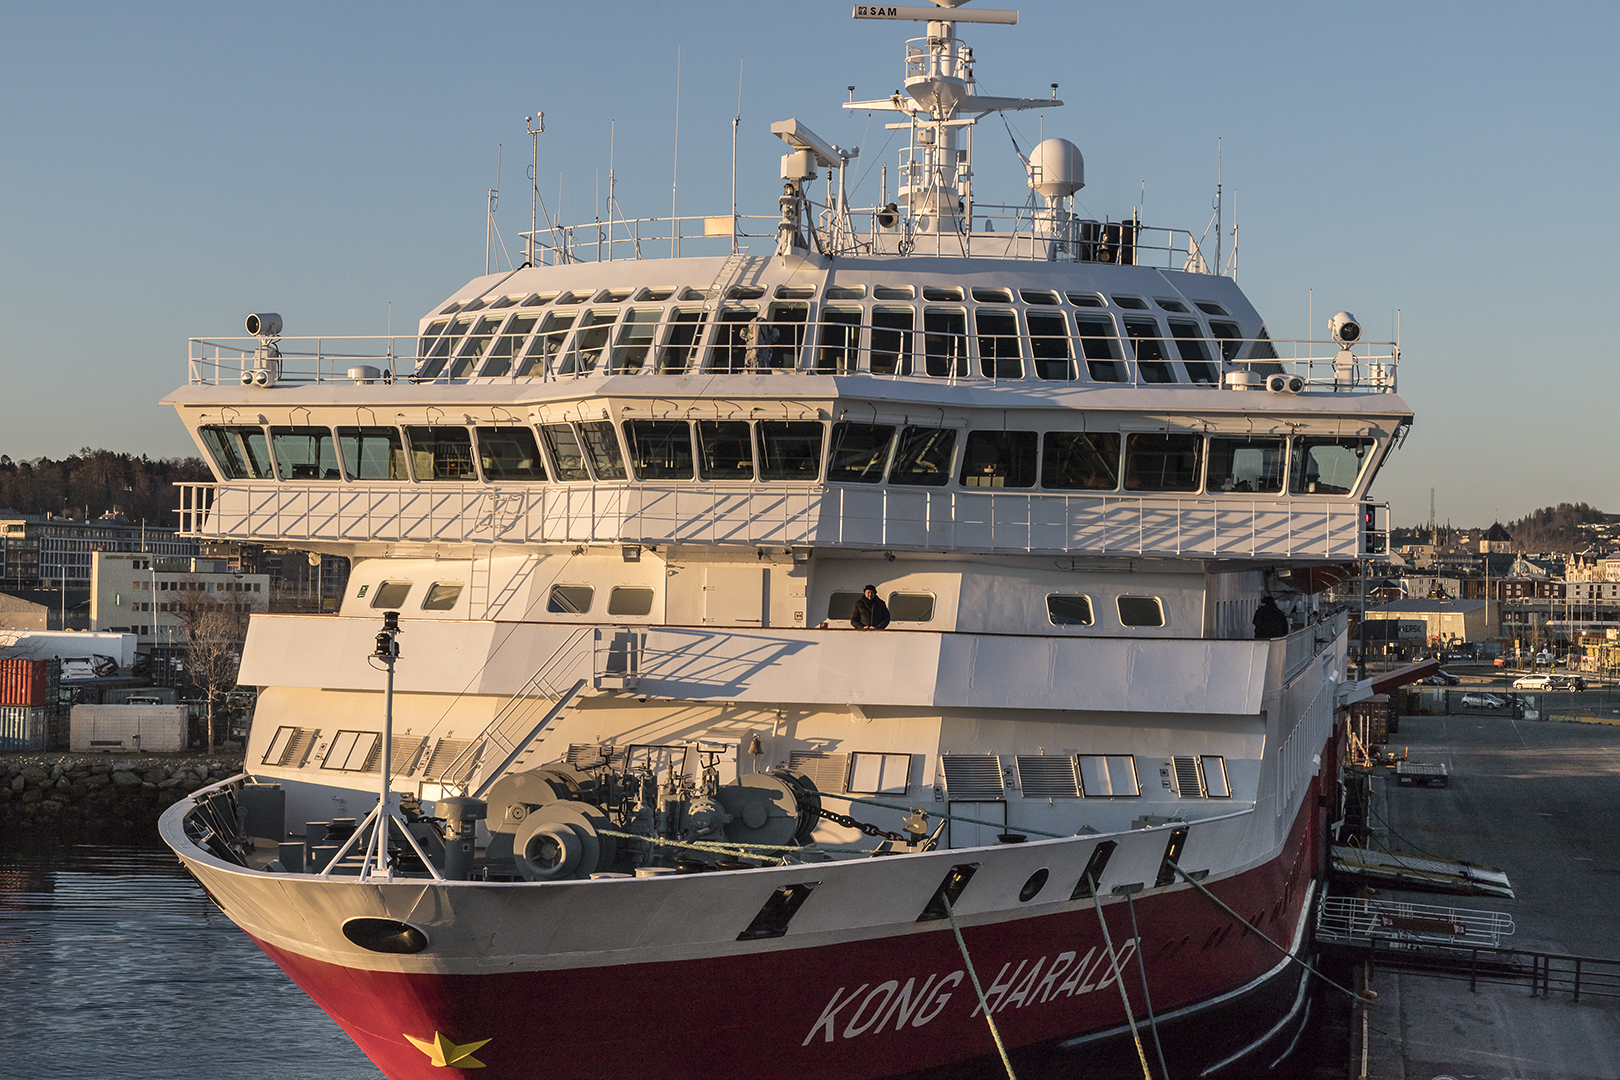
[{"left": 1355, "top": 710, "right": 1620, "bottom": 1079}]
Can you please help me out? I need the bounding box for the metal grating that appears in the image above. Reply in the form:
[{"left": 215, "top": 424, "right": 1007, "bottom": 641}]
[
  {"left": 263, "top": 726, "right": 319, "bottom": 768},
  {"left": 365, "top": 735, "right": 428, "bottom": 775},
  {"left": 1172, "top": 756, "right": 1205, "bottom": 797},
  {"left": 423, "top": 738, "right": 477, "bottom": 782},
  {"left": 1016, "top": 755, "right": 1080, "bottom": 798},
  {"left": 566, "top": 742, "right": 624, "bottom": 769},
  {"left": 942, "top": 754, "right": 1004, "bottom": 800},
  {"left": 787, "top": 751, "right": 849, "bottom": 794}
]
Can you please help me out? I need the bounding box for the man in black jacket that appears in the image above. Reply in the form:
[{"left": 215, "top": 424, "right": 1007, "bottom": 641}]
[
  {"left": 851, "top": 585, "right": 891, "bottom": 630},
  {"left": 1252, "top": 596, "right": 1289, "bottom": 639}
]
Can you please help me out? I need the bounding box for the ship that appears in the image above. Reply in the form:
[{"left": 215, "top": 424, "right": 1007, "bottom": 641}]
[{"left": 159, "top": 3, "right": 1412, "bottom": 1077}]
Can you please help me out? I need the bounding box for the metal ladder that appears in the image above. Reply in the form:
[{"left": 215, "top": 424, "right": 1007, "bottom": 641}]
[{"left": 702, "top": 251, "right": 752, "bottom": 315}]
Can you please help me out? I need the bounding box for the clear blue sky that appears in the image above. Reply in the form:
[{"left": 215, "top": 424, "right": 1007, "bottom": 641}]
[{"left": 2, "top": 1, "right": 1614, "bottom": 528}]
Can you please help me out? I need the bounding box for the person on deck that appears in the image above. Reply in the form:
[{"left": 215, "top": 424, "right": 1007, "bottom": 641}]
[
  {"left": 851, "top": 585, "right": 891, "bottom": 630},
  {"left": 1253, "top": 596, "right": 1289, "bottom": 639}
]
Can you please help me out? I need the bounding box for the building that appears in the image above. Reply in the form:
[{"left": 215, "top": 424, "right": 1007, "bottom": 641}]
[
  {"left": 89, "top": 552, "right": 270, "bottom": 649},
  {"left": 2, "top": 514, "right": 197, "bottom": 591},
  {"left": 0, "top": 592, "right": 51, "bottom": 630},
  {"left": 1478, "top": 521, "right": 1513, "bottom": 553},
  {"left": 1366, "top": 598, "right": 1500, "bottom": 646}
]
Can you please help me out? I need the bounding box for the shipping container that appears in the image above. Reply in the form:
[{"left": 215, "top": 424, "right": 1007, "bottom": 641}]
[
  {"left": 1351, "top": 693, "right": 1391, "bottom": 746},
  {"left": 0, "top": 658, "right": 51, "bottom": 706},
  {"left": 70, "top": 705, "right": 187, "bottom": 753},
  {"left": 0, "top": 705, "right": 50, "bottom": 751}
]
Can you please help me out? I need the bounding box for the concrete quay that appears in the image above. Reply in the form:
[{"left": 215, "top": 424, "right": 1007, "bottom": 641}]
[{"left": 1357, "top": 710, "right": 1620, "bottom": 1079}]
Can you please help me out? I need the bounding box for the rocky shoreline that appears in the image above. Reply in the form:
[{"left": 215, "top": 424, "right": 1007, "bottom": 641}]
[{"left": 0, "top": 752, "right": 245, "bottom": 838}]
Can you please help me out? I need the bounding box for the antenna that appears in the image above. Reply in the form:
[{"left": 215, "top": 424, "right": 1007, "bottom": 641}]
[
  {"left": 671, "top": 45, "right": 681, "bottom": 258},
  {"left": 1214, "top": 138, "right": 1222, "bottom": 277},
  {"left": 486, "top": 145, "right": 502, "bottom": 275},
  {"left": 526, "top": 113, "right": 544, "bottom": 268},
  {"left": 732, "top": 59, "right": 743, "bottom": 254}
]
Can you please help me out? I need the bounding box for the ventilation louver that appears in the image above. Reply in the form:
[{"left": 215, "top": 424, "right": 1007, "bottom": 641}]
[
  {"left": 1016, "top": 755, "right": 1080, "bottom": 798},
  {"left": 942, "top": 754, "right": 1004, "bottom": 800},
  {"left": 787, "top": 751, "right": 849, "bottom": 794}
]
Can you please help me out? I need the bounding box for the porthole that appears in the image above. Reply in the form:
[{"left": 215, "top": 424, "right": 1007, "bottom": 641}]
[
  {"left": 1117, "top": 596, "right": 1165, "bottom": 627},
  {"left": 1019, "top": 868, "right": 1050, "bottom": 903}
]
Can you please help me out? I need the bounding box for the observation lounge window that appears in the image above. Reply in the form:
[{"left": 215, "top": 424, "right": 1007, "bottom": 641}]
[
  {"left": 199, "top": 426, "right": 275, "bottom": 480},
  {"left": 1168, "top": 319, "right": 1220, "bottom": 384},
  {"left": 479, "top": 315, "right": 538, "bottom": 377},
  {"left": 337, "top": 427, "right": 408, "bottom": 481},
  {"left": 1208, "top": 437, "right": 1285, "bottom": 494},
  {"left": 757, "top": 421, "right": 823, "bottom": 481},
  {"left": 1123, "top": 317, "right": 1177, "bottom": 383},
  {"left": 516, "top": 310, "right": 577, "bottom": 378},
  {"left": 1074, "top": 315, "right": 1127, "bottom": 381},
  {"left": 696, "top": 421, "right": 755, "bottom": 481},
  {"left": 705, "top": 307, "right": 759, "bottom": 373},
  {"left": 1117, "top": 596, "right": 1165, "bottom": 627},
  {"left": 870, "top": 307, "right": 914, "bottom": 375},
  {"left": 548, "top": 585, "right": 594, "bottom": 614},
  {"left": 1041, "top": 432, "right": 1120, "bottom": 490},
  {"left": 923, "top": 309, "right": 968, "bottom": 377},
  {"left": 1028, "top": 311, "right": 1072, "bottom": 379},
  {"left": 558, "top": 309, "right": 617, "bottom": 375},
  {"left": 826, "top": 422, "right": 895, "bottom": 483},
  {"left": 815, "top": 309, "right": 862, "bottom": 373},
  {"left": 890, "top": 426, "right": 957, "bottom": 487},
  {"left": 657, "top": 310, "right": 708, "bottom": 374},
  {"left": 975, "top": 309, "right": 1022, "bottom": 379},
  {"left": 624, "top": 420, "right": 694, "bottom": 480},
  {"left": 407, "top": 427, "right": 477, "bottom": 481},
  {"left": 1123, "top": 433, "right": 1202, "bottom": 492},
  {"left": 609, "top": 309, "right": 661, "bottom": 373},
  {"left": 476, "top": 427, "right": 547, "bottom": 481},
  {"left": 578, "top": 421, "right": 628, "bottom": 480},
  {"left": 449, "top": 316, "right": 503, "bottom": 379},
  {"left": 421, "top": 582, "right": 463, "bottom": 611},
  {"left": 1208, "top": 320, "right": 1244, "bottom": 362},
  {"left": 1046, "top": 595, "right": 1094, "bottom": 626},
  {"left": 270, "top": 427, "right": 340, "bottom": 480},
  {"left": 1290, "top": 437, "right": 1373, "bottom": 496},
  {"left": 960, "top": 431, "right": 1036, "bottom": 488},
  {"left": 541, "top": 424, "right": 590, "bottom": 482},
  {"left": 417, "top": 315, "right": 473, "bottom": 380}
]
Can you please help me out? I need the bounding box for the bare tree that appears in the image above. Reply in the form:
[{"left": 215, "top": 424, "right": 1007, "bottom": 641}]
[{"left": 169, "top": 578, "right": 250, "bottom": 748}]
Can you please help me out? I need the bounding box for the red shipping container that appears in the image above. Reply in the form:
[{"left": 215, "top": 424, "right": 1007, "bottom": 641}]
[{"left": 0, "top": 658, "right": 49, "bottom": 707}]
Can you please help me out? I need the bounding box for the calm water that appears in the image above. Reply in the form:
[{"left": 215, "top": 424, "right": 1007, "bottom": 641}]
[{"left": 0, "top": 841, "right": 381, "bottom": 1080}]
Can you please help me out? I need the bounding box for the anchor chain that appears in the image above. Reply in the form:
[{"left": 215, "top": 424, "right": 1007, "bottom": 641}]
[{"left": 816, "top": 806, "right": 909, "bottom": 842}]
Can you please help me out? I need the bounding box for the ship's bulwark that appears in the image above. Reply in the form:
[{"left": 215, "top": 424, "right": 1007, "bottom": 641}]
[{"left": 214, "top": 777, "right": 1321, "bottom": 1080}]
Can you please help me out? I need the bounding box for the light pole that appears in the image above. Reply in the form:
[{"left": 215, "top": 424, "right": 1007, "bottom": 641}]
[{"left": 364, "top": 611, "right": 401, "bottom": 879}]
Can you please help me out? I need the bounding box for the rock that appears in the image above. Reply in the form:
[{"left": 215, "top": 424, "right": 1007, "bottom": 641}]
[
  {"left": 8, "top": 776, "right": 22, "bottom": 793},
  {"left": 49, "top": 763, "right": 64, "bottom": 782},
  {"left": 111, "top": 771, "right": 142, "bottom": 788},
  {"left": 142, "top": 768, "right": 165, "bottom": 784},
  {"left": 20, "top": 766, "right": 48, "bottom": 784},
  {"left": 158, "top": 777, "right": 184, "bottom": 790},
  {"left": 141, "top": 782, "right": 157, "bottom": 794}
]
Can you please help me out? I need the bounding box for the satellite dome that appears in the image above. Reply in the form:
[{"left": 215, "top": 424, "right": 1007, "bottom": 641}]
[{"left": 1027, "top": 138, "right": 1084, "bottom": 200}]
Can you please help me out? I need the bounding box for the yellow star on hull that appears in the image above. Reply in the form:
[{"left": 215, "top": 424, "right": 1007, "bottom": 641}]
[{"left": 404, "top": 1031, "right": 492, "bottom": 1069}]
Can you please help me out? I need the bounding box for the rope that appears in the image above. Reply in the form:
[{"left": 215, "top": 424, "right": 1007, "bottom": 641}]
[
  {"left": 1165, "top": 861, "right": 1371, "bottom": 1003},
  {"left": 941, "top": 895, "right": 1019, "bottom": 1080},
  {"left": 817, "top": 792, "right": 1069, "bottom": 839},
  {"left": 594, "top": 827, "right": 884, "bottom": 862},
  {"left": 1124, "top": 887, "right": 1171, "bottom": 1080},
  {"left": 1091, "top": 884, "right": 1154, "bottom": 1080}
]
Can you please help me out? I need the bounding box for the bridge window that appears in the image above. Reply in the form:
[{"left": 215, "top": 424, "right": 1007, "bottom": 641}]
[
  {"left": 636, "top": 287, "right": 677, "bottom": 302},
  {"left": 1077, "top": 755, "right": 1140, "bottom": 797},
  {"left": 579, "top": 422, "right": 628, "bottom": 480},
  {"left": 1066, "top": 292, "right": 1106, "bottom": 308},
  {"left": 521, "top": 292, "right": 557, "bottom": 307},
  {"left": 872, "top": 284, "right": 914, "bottom": 299},
  {"left": 476, "top": 428, "right": 546, "bottom": 481},
  {"left": 705, "top": 306, "right": 759, "bottom": 372},
  {"left": 869, "top": 307, "right": 914, "bottom": 375},
  {"left": 971, "top": 286, "right": 1012, "bottom": 303},
  {"left": 515, "top": 310, "right": 576, "bottom": 377},
  {"left": 406, "top": 427, "right": 477, "bottom": 481},
  {"left": 1168, "top": 319, "right": 1220, "bottom": 384},
  {"left": 815, "top": 308, "right": 862, "bottom": 373},
  {"left": 1123, "top": 433, "right": 1201, "bottom": 492},
  {"left": 609, "top": 308, "right": 661, "bottom": 373},
  {"left": 1046, "top": 595, "right": 1094, "bottom": 626},
  {"left": 975, "top": 309, "right": 1022, "bottom": 379},
  {"left": 270, "top": 427, "right": 340, "bottom": 481},
  {"left": 479, "top": 315, "right": 538, "bottom": 377},
  {"left": 1291, "top": 437, "right": 1373, "bottom": 496},
  {"left": 449, "top": 316, "right": 503, "bottom": 379},
  {"left": 827, "top": 422, "right": 895, "bottom": 483},
  {"left": 1155, "top": 298, "right": 1190, "bottom": 313},
  {"left": 624, "top": 420, "right": 694, "bottom": 480},
  {"left": 824, "top": 284, "right": 866, "bottom": 300},
  {"left": 759, "top": 303, "right": 809, "bottom": 370},
  {"left": 1117, "top": 596, "right": 1165, "bottom": 627},
  {"left": 922, "top": 309, "right": 968, "bottom": 377},
  {"left": 607, "top": 586, "right": 655, "bottom": 616},
  {"left": 758, "top": 421, "right": 823, "bottom": 481},
  {"left": 1028, "top": 311, "right": 1072, "bottom": 379},
  {"left": 541, "top": 424, "right": 590, "bottom": 482},
  {"left": 960, "top": 431, "right": 1036, "bottom": 488},
  {"left": 1021, "top": 290, "right": 1061, "bottom": 305},
  {"left": 890, "top": 426, "right": 957, "bottom": 487},
  {"left": 923, "top": 285, "right": 963, "bottom": 301},
  {"left": 1123, "top": 317, "right": 1177, "bottom": 383},
  {"left": 1195, "top": 302, "right": 1230, "bottom": 316},
  {"left": 1246, "top": 326, "right": 1284, "bottom": 376},
  {"left": 371, "top": 580, "right": 412, "bottom": 609},
  {"left": 337, "top": 427, "right": 408, "bottom": 481},
  {"left": 1207, "top": 436, "right": 1285, "bottom": 494},
  {"left": 1207, "top": 320, "right": 1244, "bottom": 362},
  {"left": 199, "top": 426, "right": 275, "bottom": 480},
  {"left": 1112, "top": 295, "right": 1149, "bottom": 310},
  {"left": 696, "top": 421, "right": 755, "bottom": 481},
  {"left": 558, "top": 309, "right": 617, "bottom": 375},
  {"left": 421, "top": 582, "right": 463, "bottom": 611},
  {"left": 1041, "top": 432, "right": 1120, "bottom": 490},
  {"left": 417, "top": 315, "right": 472, "bottom": 379},
  {"left": 547, "top": 585, "right": 595, "bottom": 614},
  {"left": 1074, "top": 315, "right": 1127, "bottom": 381},
  {"left": 657, "top": 310, "right": 708, "bottom": 374}
]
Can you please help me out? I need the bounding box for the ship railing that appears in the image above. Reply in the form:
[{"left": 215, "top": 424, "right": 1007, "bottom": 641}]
[
  {"left": 1283, "top": 610, "right": 1349, "bottom": 683},
  {"left": 1317, "top": 895, "right": 1515, "bottom": 949},
  {"left": 189, "top": 324, "right": 1398, "bottom": 394},
  {"left": 174, "top": 480, "right": 1389, "bottom": 562}
]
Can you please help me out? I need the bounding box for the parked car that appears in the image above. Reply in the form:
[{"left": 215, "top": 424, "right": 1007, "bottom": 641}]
[
  {"left": 1512, "top": 674, "right": 1553, "bottom": 690},
  {"left": 1550, "top": 675, "right": 1586, "bottom": 691},
  {"left": 1424, "top": 670, "right": 1462, "bottom": 686},
  {"left": 1461, "top": 693, "right": 1507, "bottom": 708}
]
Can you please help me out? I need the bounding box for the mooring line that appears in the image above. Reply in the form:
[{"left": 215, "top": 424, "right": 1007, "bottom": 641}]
[
  {"left": 941, "top": 895, "right": 1020, "bottom": 1080},
  {"left": 1091, "top": 882, "right": 1155, "bottom": 1080}
]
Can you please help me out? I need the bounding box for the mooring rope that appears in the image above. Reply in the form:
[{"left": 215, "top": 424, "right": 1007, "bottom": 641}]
[
  {"left": 1090, "top": 882, "right": 1155, "bottom": 1080},
  {"left": 941, "top": 895, "right": 1020, "bottom": 1080},
  {"left": 1124, "top": 887, "right": 1171, "bottom": 1080},
  {"left": 817, "top": 792, "right": 1070, "bottom": 839}
]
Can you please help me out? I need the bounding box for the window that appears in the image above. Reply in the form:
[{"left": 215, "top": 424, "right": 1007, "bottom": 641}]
[
  {"left": 515, "top": 309, "right": 576, "bottom": 377},
  {"left": 637, "top": 287, "right": 677, "bottom": 302},
  {"left": 1077, "top": 755, "right": 1140, "bottom": 797},
  {"left": 322, "top": 730, "right": 381, "bottom": 772},
  {"left": 756, "top": 302, "right": 809, "bottom": 370},
  {"left": 1168, "top": 319, "right": 1220, "bottom": 384},
  {"left": 827, "top": 591, "right": 861, "bottom": 622},
  {"left": 872, "top": 284, "right": 914, "bottom": 299},
  {"left": 335, "top": 427, "right": 408, "bottom": 482},
  {"left": 1195, "top": 302, "right": 1230, "bottom": 316},
  {"left": 1027, "top": 311, "right": 1072, "bottom": 379},
  {"left": 607, "top": 586, "right": 655, "bottom": 616},
  {"left": 1207, "top": 320, "right": 1244, "bottom": 362},
  {"left": 522, "top": 292, "right": 557, "bottom": 307},
  {"left": 826, "top": 422, "right": 895, "bottom": 483},
  {"left": 815, "top": 309, "right": 862, "bottom": 373},
  {"left": 1123, "top": 317, "right": 1176, "bottom": 383},
  {"left": 757, "top": 421, "right": 823, "bottom": 481},
  {"left": 1291, "top": 437, "right": 1372, "bottom": 495},
  {"left": 1123, "top": 433, "right": 1202, "bottom": 492},
  {"left": 1046, "top": 595, "right": 1094, "bottom": 626},
  {"left": 869, "top": 307, "right": 914, "bottom": 375},
  {"left": 848, "top": 752, "right": 912, "bottom": 794},
  {"left": 414, "top": 318, "right": 448, "bottom": 367},
  {"left": 1111, "top": 295, "right": 1149, "bottom": 310},
  {"left": 960, "top": 431, "right": 1037, "bottom": 488},
  {"left": 560, "top": 309, "right": 618, "bottom": 375},
  {"left": 657, "top": 310, "right": 708, "bottom": 374},
  {"left": 705, "top": 307, "right": 759, "bottom": 372},
  {"left": 579, "top": 422, "right": 628, "bottom": 480},
  {"left": 924, "top": 285, "right": 964, "bottom": 301},
  {"left": 609, "top": 309, "right": 661, "bottom": 373},
  {"left": 975, "top": 309, "right": 1022, "bottom": 379},
  {"left": 922, "top": 309, "right": 968, "bottom": 377},
  {"left": 1074, "top": 315, "right": 1127, "bottom": 381},
  {"left": 971, "top": 286, "right": 1012, "bottom": 303},
  {"left": 887, "top": 593, "right": 935, "bottom": 622},
  {"left": 890, "top": 426, "right": 957, "bottom": 487},
  {"left": 371, "top": 580, "right": 412, "bottom": 608},
  {"left": 476, "top": 427, "right": 547, "bottom": 481},
  {"left": 449, "top": 315, "right": 504, "bottom": 378},
  {"left": 421, "top": 582, "right": 463, "bottom": 610},
  {"left": 1155, "top": 298, "right": 1189, "bottom": 313},
  {"left": 1202, "top": 756, "right": 1231, "bottom": 798},
  {"left": 478, "top": 314, "right": 538, "bottom": 377},
  {"left": 1017, "top": 755, "right": 1080, "bottom": 798},
  {"left": 1020, "top": 290, "right": 1061, "bottom": 306},
  {"left": 1117, "top": 596, "right": 1165, "bottom": 627},
  {"left": 541, "top": 424, "right": 590, "bottom": 482},
  {"left": 696, "top": 421, "right": 755, "bottom": 481},
  {"left": 624, "top": 420, "right": 694, "bottom": 480},
  {"left": 417, "top": 315, "right": 473, "bottom": 379},
  {"left": 1207, "top": 437, "right": 1285, "bottom": 494},
  {"left": 548, "top": 585, "right": 595, "bottom": 614},
  {"left": 1041, "top": 432, "right": 1120, "bottom": 490},
  {"left": 406, "top": 427, "right": 477, "bottom": 481},
  {"left": 199, "top": 426, "right": 275, "bottom": 480},
  {"left": 824, "top": 285, "right": 865, "bottom": 300},
  {"left": 1066, "top": 292, "right": 1106, "bottom": 308},
  {"left": 594, "top": 288, "right": 634, "bottom": 303}
]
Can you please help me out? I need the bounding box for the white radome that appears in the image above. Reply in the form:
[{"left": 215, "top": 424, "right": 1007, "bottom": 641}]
[{"left": 1027, "top": 137, "right": 1084, "bottom": 200}]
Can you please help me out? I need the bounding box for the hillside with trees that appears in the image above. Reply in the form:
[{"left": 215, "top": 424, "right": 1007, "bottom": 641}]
[
  {"left": 0, "top": 449, "right": 209, "bottom": 526},
  {"left": 1505, "top": 503, "right": 1610, "bottom": 552}
]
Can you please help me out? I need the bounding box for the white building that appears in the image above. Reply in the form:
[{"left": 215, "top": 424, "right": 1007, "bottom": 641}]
[{"left": 90, "top": 552, "right": 270, "bottom": 647}]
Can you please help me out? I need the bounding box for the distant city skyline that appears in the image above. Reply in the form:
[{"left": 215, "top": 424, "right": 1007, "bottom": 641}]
[{"left": 2, "top": 1, "right": 1614, "bottom": 527}]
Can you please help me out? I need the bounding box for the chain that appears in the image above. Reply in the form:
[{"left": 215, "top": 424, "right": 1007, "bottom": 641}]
[{"left": 817, "top": 806, "right": 908, "bottom": 842}]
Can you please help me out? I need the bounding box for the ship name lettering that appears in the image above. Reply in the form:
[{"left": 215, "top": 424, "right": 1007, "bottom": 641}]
[{"left": 803, "top": 983, "right": 870, "bottom": 1045}]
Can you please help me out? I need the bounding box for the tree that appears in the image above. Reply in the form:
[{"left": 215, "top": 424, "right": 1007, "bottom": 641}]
[{"left": 169, "top": 578, "right": 250, "bottom": 748}]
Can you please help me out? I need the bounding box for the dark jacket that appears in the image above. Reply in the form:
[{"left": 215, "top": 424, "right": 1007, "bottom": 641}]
[
  {"left": 851, "top": 593, "right": 891, "bottom": 630},
  {"left": 1253, "top": 599, "right": 1289, "bottom": 639}
]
